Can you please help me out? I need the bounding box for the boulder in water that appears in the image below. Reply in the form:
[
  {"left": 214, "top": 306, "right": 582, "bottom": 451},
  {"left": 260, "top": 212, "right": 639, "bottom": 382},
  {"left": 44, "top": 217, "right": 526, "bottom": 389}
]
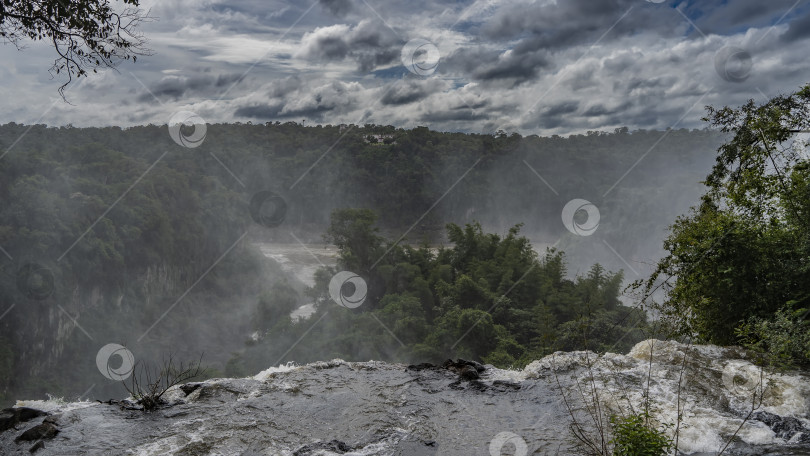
[
  {"left": 14, "top": 421, "right": 59, "bottom": 443},
  {"left": 0, "top": 408, "right": 48, "bottom": 433}
]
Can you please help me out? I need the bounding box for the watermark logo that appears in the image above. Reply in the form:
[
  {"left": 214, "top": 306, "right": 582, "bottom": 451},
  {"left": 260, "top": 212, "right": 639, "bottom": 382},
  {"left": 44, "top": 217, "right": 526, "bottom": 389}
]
[
  {"left": 561, "top": 199, "right": 600, "bottom": 236},
  {"left": 249, "top": 191, "right": 288, "bottom": 228},
  {"left": 489, "top": 431, "right": 528, "bottom": 456},
  {"left": 96, "top": 343, "right": 135, "bottom": 381},
  {"left": 721, "top": 361, "right": 762, "bottom": 396},
  {"left": 16, "top": 263, "right": 55, "bottom": 300},
  {"left": 714, "top": 46, "right": 752, "bottom": 83},
  {"left": 329, "top": 271, "right": 367, "bottom": 308},
  {"left": 168, "top": 111, "right": 207, "bottom": 148},
  {"left": 401, "top": 38, "right": 440, "bottom": 76}
]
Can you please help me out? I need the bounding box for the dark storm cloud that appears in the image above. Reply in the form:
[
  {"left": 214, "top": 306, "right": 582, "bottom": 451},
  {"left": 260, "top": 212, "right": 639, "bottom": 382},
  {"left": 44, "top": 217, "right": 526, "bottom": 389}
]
[
  {"left": 443, "top": 47, "right": 550, "bottom": 86},
  {"left": 780, "top": 10, "right": 810, "bottom": 43},
  {"left": 298, "top": 20, "right": 400, "bottom": 72},
  {"left": 543, "top": 101, "right": 580, "bottom": 117},
  {"left": 234, "top": 102, "right": 335, "bottom": 119},
  {"left": 319, "top": 0, "right": 353, "bottom": 17},
  {"left": 420, "top": 109, "right": 490, "bottom": 122},
  {"left": 380, "top": 79, "right": 444, "bottom": 106},
  {"left": 136, "top": 73, "right": 245, "bottom": 102},
  {"left": 233, "top": 79, "right": 362, "bottom": 121}
]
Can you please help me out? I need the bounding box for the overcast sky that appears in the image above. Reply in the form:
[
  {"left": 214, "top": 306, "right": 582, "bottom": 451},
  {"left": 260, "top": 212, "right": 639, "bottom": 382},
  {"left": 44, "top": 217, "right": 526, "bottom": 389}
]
[{"left": 1, "top": 0, "right": 808, "bottom": 135}]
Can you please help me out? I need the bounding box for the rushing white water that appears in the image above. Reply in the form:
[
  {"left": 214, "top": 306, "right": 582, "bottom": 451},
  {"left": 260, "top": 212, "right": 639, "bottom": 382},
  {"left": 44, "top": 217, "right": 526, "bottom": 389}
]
[
  {"left": 9, "top": 345, "right": 806, "bottom": 454},
  {"left": 255, "top": 243, "right": 338, "bottom": 321},
  {"left": 488, "top": 340, "right": 810, "bottom": 453},
  {"left": 255, "top": 243, "right": 339, "bottom": 288}
]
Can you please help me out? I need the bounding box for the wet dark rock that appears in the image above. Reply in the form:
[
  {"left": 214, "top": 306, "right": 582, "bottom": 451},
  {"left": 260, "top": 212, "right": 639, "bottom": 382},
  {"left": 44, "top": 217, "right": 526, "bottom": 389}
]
[
  {"left": 28, "top": 440, "right": 44, "bottom": 453},
  {"left": 442, "top": 359, "right": 487, "bottom": 381},
  {"left": 406, "top": 363, "right": 435, "bottom": 371},
  {"left": 459, "top": 365, "right": 480, "bottom": 381},
  {"left": 180, "top": 382, "right": 204, "bottom": 396},
  {"left": 753, "top": 411, "right": 810, "bottom": 442},
  {"left": 293, "top": 439, "right": 352, "bottom": 455},
  {"left": 0, "top": 408, "right": 48, "bottom": 433},
  {"left": 14, "top": 422, "right": 59, "bottom": 443},
  {"left": 492, "top": 380, "right": 521, "bottom": 390}
]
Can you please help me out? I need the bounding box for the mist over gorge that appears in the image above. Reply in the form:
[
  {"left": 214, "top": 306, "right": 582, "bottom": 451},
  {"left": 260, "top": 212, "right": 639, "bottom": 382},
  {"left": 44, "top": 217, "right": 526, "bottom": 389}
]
[{"left": 0, "top": 123, "right": 721, "bottom": 400}]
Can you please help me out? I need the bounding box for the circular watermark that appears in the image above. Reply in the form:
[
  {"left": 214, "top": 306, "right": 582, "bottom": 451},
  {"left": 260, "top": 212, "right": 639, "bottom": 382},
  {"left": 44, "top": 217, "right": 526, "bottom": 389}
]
[
  {"left": 401, "top": 38, "right": 440, "bottom": 76},
  {"left": 16, "top": 263, "right": 55, "bottom": 300},
  {"left": 96, "top": 343, "right": 135, "bottom": 381},
  {"left": 249, "top": 191, "right": 288, "bottom": 228},
  {"left": 561, "top": 199, "right": 600, "bottom": 236},
  {"left": 721, "top": 361, "right": 762, "bottom": 397},
  {"left": 329, "top": 271, "right": 367, "bottom": 308},
  {"left": 489, "top": 431, "right": 528, "bottom": 456},
  {"left": 714, "top": 46, "right": 752, "bottom": 83},
  {"left": 168, "top": 111, "right": 207, "bottom": 148}
]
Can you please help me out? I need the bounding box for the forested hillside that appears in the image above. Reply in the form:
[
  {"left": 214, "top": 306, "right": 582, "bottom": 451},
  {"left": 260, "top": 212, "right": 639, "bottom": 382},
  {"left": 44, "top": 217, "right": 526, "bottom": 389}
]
[{"left": 0, "top": 122, "right": 723, "bottom": 405}]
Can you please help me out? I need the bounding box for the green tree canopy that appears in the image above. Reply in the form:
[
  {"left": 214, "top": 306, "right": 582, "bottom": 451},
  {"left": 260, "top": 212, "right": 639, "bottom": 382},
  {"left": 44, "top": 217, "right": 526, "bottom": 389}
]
[{"left": 638, "top": 84, "right": 810, "bottom": 363}]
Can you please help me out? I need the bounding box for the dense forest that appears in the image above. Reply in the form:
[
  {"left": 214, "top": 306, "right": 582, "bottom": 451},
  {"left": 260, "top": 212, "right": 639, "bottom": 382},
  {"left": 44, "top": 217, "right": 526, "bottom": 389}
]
[{"left": 0, "top": 120, "right": 725, "bottom": 405}]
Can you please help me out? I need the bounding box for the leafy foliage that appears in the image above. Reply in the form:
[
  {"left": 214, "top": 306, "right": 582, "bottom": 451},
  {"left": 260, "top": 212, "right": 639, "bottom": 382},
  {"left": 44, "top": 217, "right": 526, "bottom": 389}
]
[
  {"left": 236, "top": 209, "right": 645, "bottom": 371},
  {"left": 736, "top": 303, "right": 810, "bottom": 368},
  {"left": 0, "top": 0, "right": 150, "bottom": 94},
  {"left": 636, "top": 84, "right": 810, "bottom": 362},
  {"left": 609, "top": 413, "right": 673, "bottom": 456}
]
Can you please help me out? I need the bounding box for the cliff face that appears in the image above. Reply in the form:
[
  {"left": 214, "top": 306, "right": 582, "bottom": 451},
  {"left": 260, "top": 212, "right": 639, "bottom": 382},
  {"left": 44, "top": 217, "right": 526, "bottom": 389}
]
[{"left": 1, "top": 341, "right": 809, "bottom": 456}]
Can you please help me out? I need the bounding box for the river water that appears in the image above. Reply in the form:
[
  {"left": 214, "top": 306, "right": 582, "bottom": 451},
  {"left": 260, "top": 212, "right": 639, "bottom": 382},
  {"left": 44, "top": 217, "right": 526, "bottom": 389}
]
[{"left": 2, "top": 340, "right": 809, "bottom": 455}]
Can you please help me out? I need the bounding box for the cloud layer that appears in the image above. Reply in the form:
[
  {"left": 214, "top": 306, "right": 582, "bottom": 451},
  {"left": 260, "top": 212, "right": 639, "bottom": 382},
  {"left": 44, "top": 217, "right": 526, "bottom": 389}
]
[{"left": 1, "top": 0, "right": 808, "bottom": 135}]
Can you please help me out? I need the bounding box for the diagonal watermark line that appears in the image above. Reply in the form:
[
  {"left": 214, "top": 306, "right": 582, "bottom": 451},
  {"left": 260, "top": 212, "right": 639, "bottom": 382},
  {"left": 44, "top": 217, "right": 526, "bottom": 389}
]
[
  {"left": 273, "top": 310, "right": 330, "bottom": 366},
  {"left": 360, "top": 0, "right": 401, "bottom": 40},
  {"left": 602, "top": 239, "right": 639, "bottom": 276},
  {"left": 58, "top": 150, "right": 170, "bottom": 261},
  {"left": 448, "top": 0, "right": 485, "bottom": 30},
  {"left": 0, "top": 103, "right": 59, "bottom": 162},
  {"left": 603, "top": 87, "right": 712, "bottom": 198},
  {"left": 451, "top": 262, "right": 537, "bottom": 350},
  {"left": 0, "top": 245, "right": 12, "bottom": 260},
  {"left": 215, "top": 1, "right": 319, "bottom": 104},
  {"left": 605, "top": 309, "right": 647, "bottom": 355},
  {"left": 523, "top": 160, "right": 559, "bottom": 195},
  {"left": 756, "top": 0, "right": 802, "bottom": 44},
  {"left": 57, "top": 304, "right": 94, "bottom": 341},
  {"left": 209, "top": 151, "right": 247, "bottom": 188},
  {"left": 0, "top": 77, "right": 90, "bottom": 162},
  {"left": 0, "top": 304, "right": 15, "bottom": 322},
  {"left": 78, "top": 383, "right": 96, "bottom": 401},
  {"left": 133, "top": 72, "right": 244, "bottom": 189},
  {"left": 138, "top": 231, "right": 249, "bottom": 341},
  {"left": 289, "top": 83, "right": 399, "bottom": 190},
  {"left": 675, "top": 5, "right": 707, "bottom": 39},
  {"left": 289, "top": 231, "right": 326, "bottom": 267},
  {"left": 371, "top": 313, "right": 406, "bottom": 347},
  {"left": 370, "top": 157, "right": 483, "bottom": 270},
  {"left": 603, "top": 214, "right": 747, "bottom": 347},
  {"left": 289, "top": 124, "right": 357, "bottom": 190},
  {"left": 129, "top": 71, "right": 164, "bottom": 106},
  {"left": 524, "top": 6, "right": 634, "bottom": 118}
]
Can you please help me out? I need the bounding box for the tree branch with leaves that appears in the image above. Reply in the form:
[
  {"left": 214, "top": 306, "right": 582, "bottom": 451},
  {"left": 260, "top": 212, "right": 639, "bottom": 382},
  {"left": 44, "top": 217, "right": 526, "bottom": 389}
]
[{"left": 0, "top": 0, "right": 151, "bottom": 96}]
